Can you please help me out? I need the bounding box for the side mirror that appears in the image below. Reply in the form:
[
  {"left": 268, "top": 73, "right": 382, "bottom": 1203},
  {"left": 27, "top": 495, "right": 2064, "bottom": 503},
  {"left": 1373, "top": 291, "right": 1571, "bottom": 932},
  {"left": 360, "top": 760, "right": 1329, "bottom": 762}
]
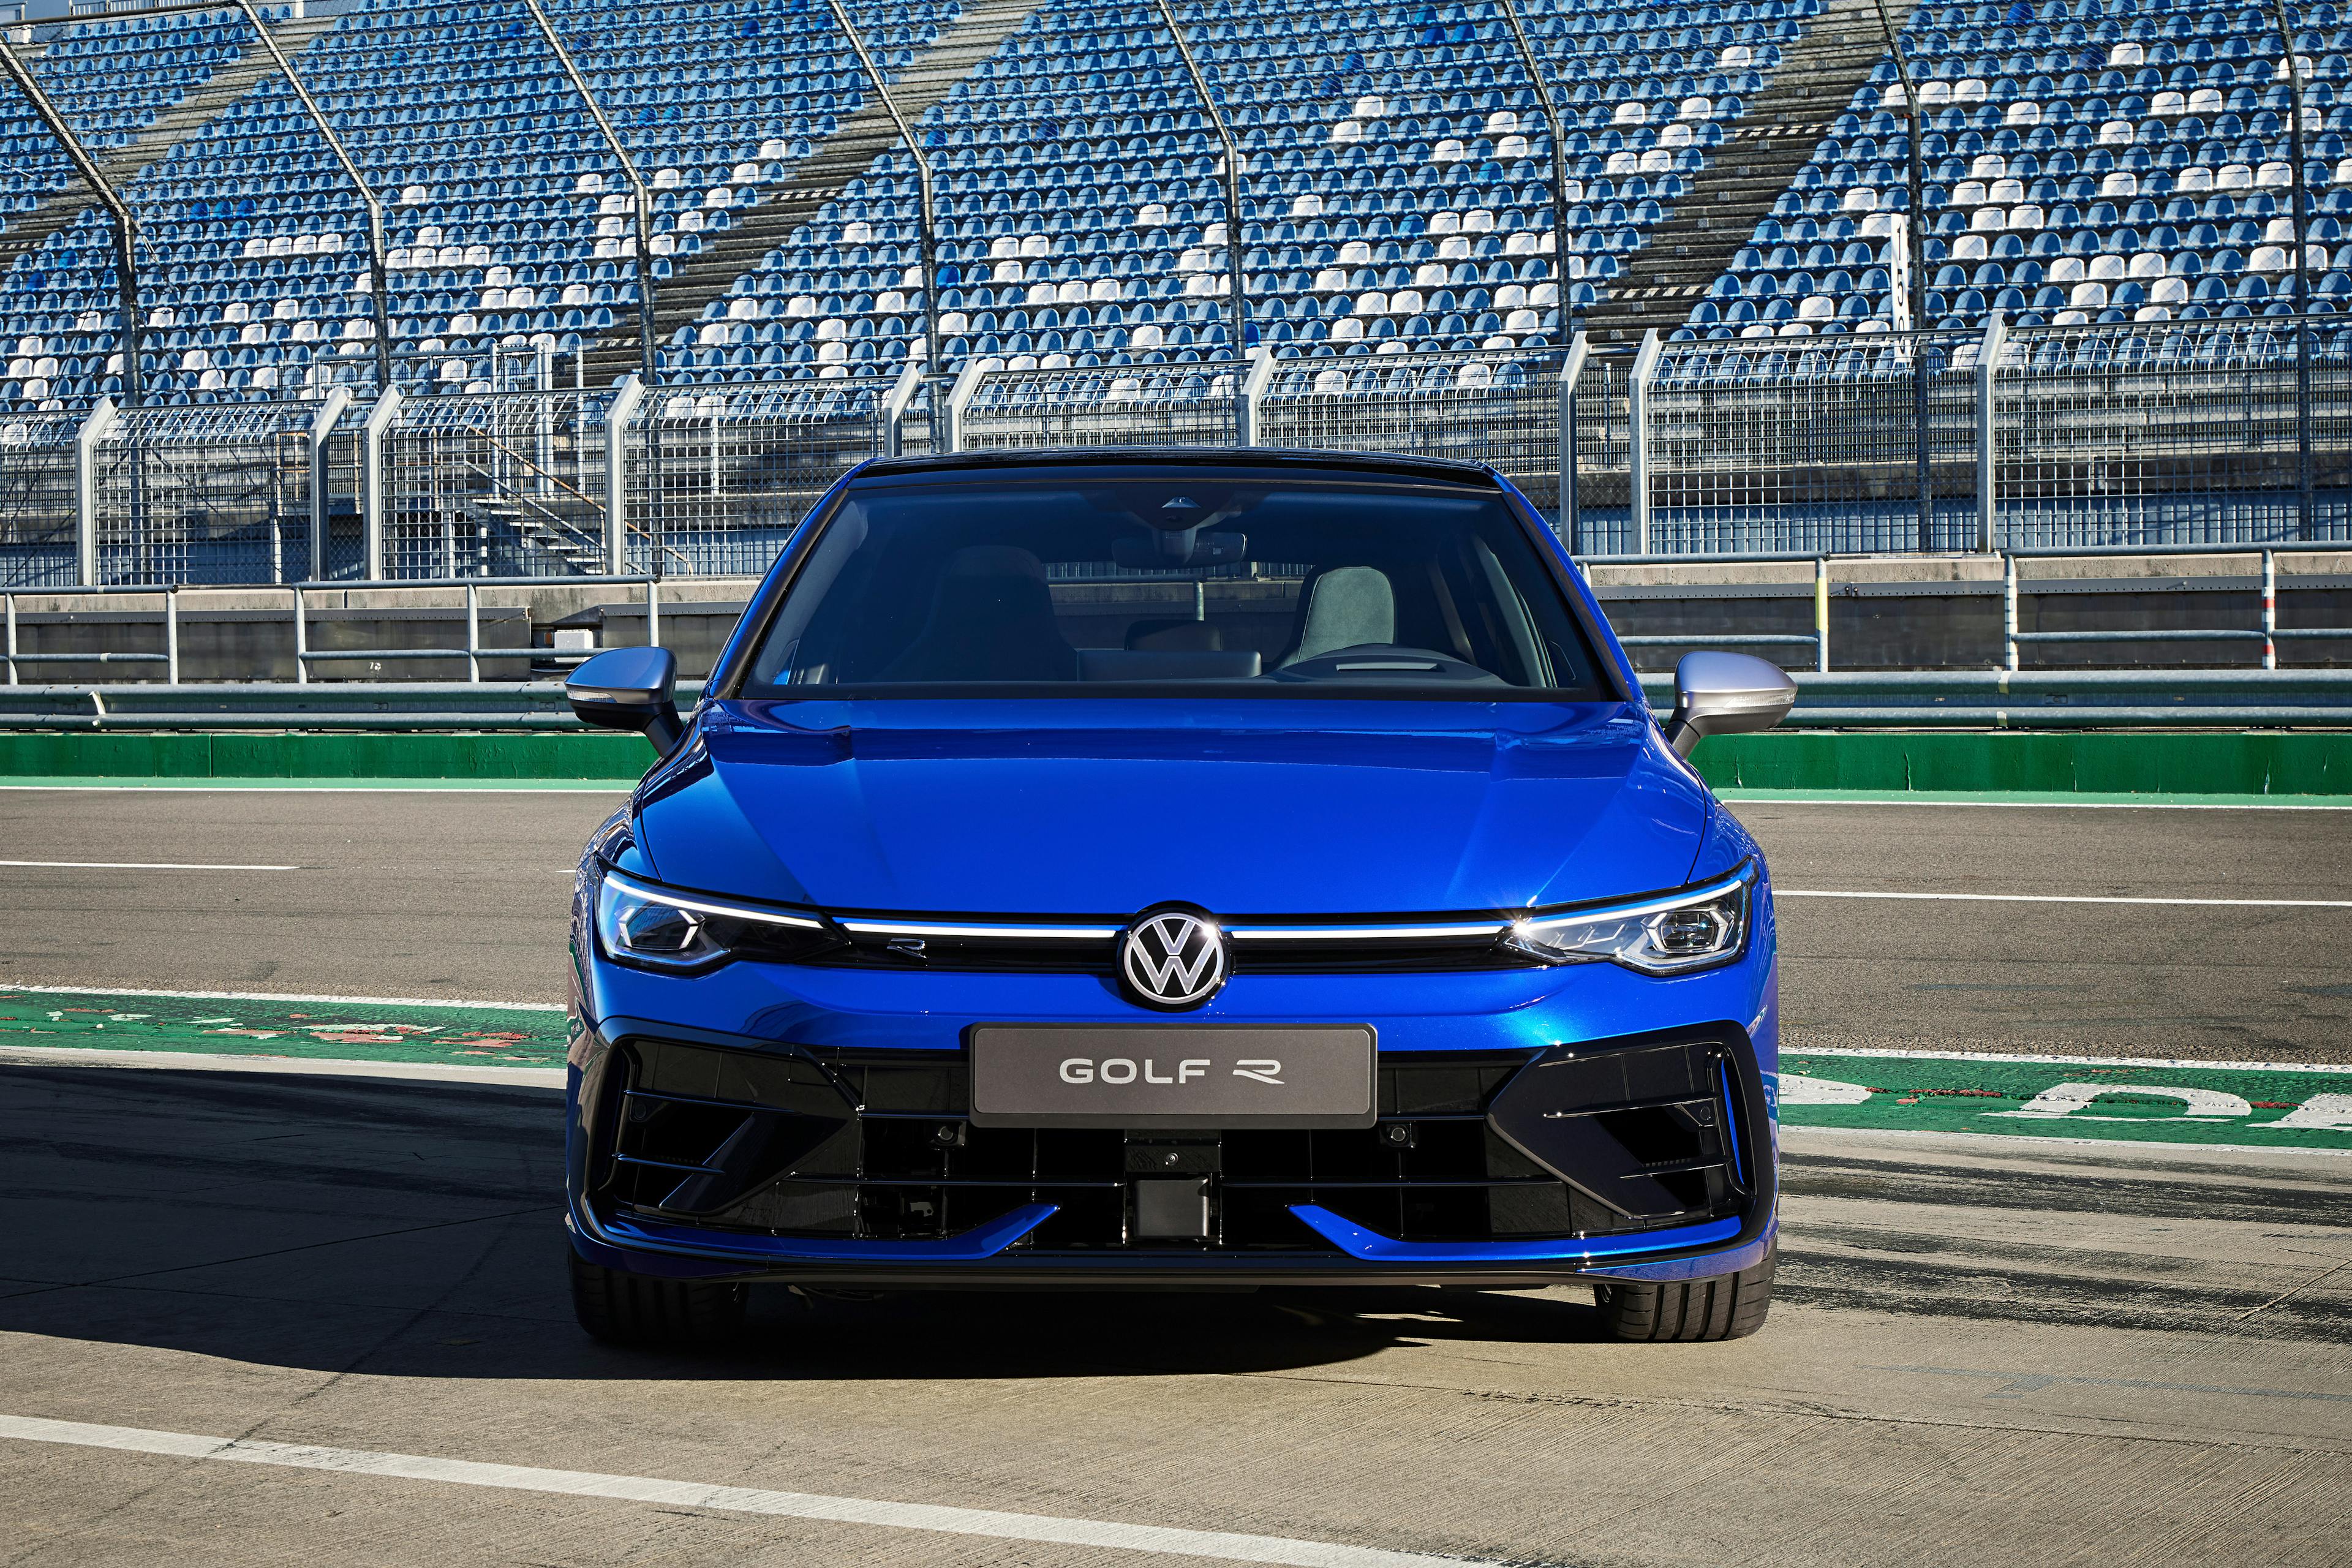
[
  {"left": 1663, "top": 650, "right": 1797, "bottom": 758},
  {"left": 566, "top": 645, "right": 684, "bottom": 755}
]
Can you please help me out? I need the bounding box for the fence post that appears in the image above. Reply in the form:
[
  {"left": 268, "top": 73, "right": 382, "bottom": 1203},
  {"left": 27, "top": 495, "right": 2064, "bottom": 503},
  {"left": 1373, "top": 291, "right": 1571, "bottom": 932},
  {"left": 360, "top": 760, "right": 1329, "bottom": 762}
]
[
  {"left": 464, "top": 580, "right": 480, "bottom": 684},
  {"left": 1974, "top": 311, "right": 2006, "bottom": 552},
  {"left": 361, "top": 385, "right": 403, "bottom": 582},
  {"left": 1814, "top": 556, "right": 1830, "bottom": 673},
  {"left": 164, "top": 586, "right": 179, "bottom": 684},
  {"left": 943, "top": 356, "right": 990, "bottom": 452},
  {"left": 1627, "top": 328, "right": 1661, "bottom": 554},
  {"left": 647, "top": 577, "right": 660, "bottom": 649},
  {"left": 1235, "top": 345, "right": 1275, "bottom": 446},
  {"left": 1559, "top": 328, "right": 1588, "bottom": 548},
  {"left": 2003, "top": 552, "right": 2020, "bottom": 671},
  {"left": 3, "top": 593, "right": 15, "bottom": 685},
  {"left": 292, "top": 583, "right": 307, "bottom": 685},
  {"left": 2261, "top": 548, "right": 2277, "bottom": 671},
  {"left": 605, "top": 375, "right": 644, "bottom": 575},
  {"left": 74, "top": 396, "right": 117, "bottom": 587},
  {"left": 883, "top": 357, "right": 923, "bottom": 458},
  {"left": 307, "top": 385, "right": 350, "bottom": 582}
]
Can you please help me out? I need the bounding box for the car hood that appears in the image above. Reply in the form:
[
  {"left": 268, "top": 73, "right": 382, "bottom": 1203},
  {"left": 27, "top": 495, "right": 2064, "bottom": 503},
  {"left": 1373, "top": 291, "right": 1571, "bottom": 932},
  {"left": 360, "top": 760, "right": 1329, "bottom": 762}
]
[{"left": 630, "top": 698, "right": 1713, "bottom": 916}]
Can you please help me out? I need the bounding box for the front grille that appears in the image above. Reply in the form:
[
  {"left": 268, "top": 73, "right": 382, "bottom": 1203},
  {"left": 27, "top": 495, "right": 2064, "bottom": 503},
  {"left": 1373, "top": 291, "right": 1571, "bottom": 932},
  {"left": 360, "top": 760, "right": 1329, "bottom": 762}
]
[
  {"left": 810, "top": 932, "right": 1544, "bottom": 976},
  {"left": 595, "top": 1035, "right": 1754, "bottom": 1253}
]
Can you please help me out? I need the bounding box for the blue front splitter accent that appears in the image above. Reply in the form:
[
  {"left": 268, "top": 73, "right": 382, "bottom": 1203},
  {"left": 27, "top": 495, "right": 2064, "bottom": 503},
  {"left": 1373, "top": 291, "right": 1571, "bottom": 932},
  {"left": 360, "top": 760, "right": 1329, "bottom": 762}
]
[
  {"left": 1287, "top": 1204, "right": 1743, "bottom": 1264},
  {"left": 597, "top": 1202, "right": 1060, "bottom": 1262}
]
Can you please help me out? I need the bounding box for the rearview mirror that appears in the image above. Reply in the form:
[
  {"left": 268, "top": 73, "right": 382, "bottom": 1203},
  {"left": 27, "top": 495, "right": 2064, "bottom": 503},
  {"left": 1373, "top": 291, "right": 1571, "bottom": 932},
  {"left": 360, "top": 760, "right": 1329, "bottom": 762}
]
[
  {"left": 566, "top": 645, "right": 684, "bottom": 755},
  {"left": 1663, "top": 651, "right": 1797, "bottom": 758}
]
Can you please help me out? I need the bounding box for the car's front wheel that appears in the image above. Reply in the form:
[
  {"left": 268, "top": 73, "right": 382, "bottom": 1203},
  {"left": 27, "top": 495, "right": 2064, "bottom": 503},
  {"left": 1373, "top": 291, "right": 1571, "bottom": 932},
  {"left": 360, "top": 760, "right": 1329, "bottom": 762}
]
[
  {"left": 1593, "top": 1243, "right": 1774, "bottom": 1342},
  {"left": 569, "top": 1250, "right": 748, "bottom": 1348}
]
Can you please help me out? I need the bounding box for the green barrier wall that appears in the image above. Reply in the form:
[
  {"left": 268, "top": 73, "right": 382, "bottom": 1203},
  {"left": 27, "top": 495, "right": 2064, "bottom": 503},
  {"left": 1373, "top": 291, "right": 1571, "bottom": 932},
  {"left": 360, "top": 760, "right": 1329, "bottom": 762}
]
[{"left": 3, "top": 729, "right": 2350, "bottom": 794}]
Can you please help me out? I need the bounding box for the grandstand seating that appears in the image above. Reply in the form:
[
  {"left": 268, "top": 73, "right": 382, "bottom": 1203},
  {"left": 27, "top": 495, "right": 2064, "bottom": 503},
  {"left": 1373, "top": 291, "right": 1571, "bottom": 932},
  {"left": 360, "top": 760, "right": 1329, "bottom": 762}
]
[
  {"left": 1689, "top": 0, "right": 2352, "bottom": 340},
  {"left": 0, "top": 0, "right": 2344, "bottom": 416}
]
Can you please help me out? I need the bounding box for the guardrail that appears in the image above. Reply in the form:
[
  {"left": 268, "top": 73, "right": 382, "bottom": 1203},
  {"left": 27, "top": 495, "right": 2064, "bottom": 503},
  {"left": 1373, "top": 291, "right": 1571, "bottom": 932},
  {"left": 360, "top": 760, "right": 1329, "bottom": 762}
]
[
  {"left": 4, "top": 672, "right": 2348, "bottom": 731},
  {"left": 1, "top": 573, "right": 673, "bottom": 685}
]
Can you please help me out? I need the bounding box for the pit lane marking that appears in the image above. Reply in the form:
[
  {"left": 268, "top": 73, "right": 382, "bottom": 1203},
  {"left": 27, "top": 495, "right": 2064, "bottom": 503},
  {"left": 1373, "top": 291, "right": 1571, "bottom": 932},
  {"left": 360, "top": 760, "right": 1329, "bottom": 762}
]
[
  {"left": 1779, "top": 889, "right": 2352, "bottom": 909},
  {"left": 0, "top": 1414, "right": 1511, "bottom": 1568}
]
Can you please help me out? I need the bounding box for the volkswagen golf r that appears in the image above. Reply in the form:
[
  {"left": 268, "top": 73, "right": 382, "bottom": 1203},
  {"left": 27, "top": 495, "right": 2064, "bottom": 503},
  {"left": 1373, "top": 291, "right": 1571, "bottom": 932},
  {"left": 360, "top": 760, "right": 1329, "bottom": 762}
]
[{"left": 561, "top": 450, "right": 1797, "bottom": 1346}]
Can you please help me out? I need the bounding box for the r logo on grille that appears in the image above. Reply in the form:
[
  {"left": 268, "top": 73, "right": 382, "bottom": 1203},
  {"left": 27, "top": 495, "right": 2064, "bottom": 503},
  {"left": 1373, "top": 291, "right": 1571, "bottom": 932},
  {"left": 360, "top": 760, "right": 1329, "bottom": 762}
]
[{"left": 1118, "top": 906, "right": 1227, "bottom": 1009}]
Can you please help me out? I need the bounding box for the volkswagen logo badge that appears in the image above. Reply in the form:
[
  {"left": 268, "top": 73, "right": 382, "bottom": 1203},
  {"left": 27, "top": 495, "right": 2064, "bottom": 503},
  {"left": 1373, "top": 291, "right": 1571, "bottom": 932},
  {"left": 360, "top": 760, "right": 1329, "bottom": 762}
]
[{"left": 1118, "top": 905, "right": 1227, "bottom": 1010}]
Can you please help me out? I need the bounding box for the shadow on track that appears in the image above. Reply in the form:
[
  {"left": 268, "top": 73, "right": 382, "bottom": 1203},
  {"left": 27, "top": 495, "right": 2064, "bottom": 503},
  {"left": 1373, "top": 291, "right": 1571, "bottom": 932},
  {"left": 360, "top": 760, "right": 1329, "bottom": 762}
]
[{"left": 0, "top": 1065, "right": 1611, "bottom": 1384}]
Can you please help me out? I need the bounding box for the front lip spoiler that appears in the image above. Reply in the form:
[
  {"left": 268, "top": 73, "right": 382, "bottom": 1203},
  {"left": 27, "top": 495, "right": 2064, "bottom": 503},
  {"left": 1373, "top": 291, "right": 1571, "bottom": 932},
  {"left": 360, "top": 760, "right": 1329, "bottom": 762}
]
[
  {"left": 571, "top": 1194, "right": 1768, "bottom": 1286},
  {"left": 597, "top": 1202, "right": 1060, "bottom": 1262},
  {"left": 1286, "top": 1204, "right": 1743, "bottom": 1264}
]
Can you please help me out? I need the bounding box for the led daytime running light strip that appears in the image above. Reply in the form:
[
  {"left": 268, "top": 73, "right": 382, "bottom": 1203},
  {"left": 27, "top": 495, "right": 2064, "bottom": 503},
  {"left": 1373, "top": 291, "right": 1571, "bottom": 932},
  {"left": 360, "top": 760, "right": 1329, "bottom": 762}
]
[
  {"left": 602, "top": 869, "right": 829, "bottom": 930},
  {"left": 1512, "top": 865, "right": 1755, "bottom": 934}
]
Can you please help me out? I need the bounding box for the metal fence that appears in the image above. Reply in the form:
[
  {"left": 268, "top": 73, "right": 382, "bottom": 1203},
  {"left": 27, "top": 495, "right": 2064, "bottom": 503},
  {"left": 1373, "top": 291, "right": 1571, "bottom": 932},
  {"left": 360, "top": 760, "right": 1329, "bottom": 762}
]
[
  {"left": 1258, "top": 349, "right": 1568, "bottom": 518},
  {"left": 628, "top": 380, "right": 889, "bottom": 578},
  {"left": 0, "top": 410, "right": 81, "bottom": 589},
  {"left": 87, "top": 400, "right": 324, "bottom": 585},
  {"left": 954, "top": 361, "right": 1244, "bottom": 450},
  {"left": 379, "top": 388, "right": 617, "bottom": 581},
  {"left": 10, "top": 319, "right": 2352, "bottom": 586}
]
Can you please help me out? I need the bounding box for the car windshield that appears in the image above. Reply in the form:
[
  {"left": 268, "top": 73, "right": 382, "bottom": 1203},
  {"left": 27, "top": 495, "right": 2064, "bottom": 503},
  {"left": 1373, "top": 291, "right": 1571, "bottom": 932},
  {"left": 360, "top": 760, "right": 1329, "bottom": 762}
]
[{"left": 737, "top": 467, "right": 1613, "bottom": 701}]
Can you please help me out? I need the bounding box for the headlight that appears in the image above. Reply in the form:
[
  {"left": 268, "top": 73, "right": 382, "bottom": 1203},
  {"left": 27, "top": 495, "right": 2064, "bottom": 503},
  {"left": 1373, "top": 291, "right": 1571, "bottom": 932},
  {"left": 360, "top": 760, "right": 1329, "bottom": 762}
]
[
  {"left": 594, "top": 867, "right": 842, "bottom": 972},
  {"left": 1506, "top": 867, "right": 1754, "bottom": 976}
]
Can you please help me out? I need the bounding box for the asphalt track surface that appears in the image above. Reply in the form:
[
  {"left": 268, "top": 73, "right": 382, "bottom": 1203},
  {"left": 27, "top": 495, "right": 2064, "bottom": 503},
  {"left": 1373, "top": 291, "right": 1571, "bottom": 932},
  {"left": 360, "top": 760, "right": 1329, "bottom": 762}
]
[
  {"left": 1, "top": 787, "right": 2349, "bottom": 1062},
  {"left": 0, "top": 1062, "right": 2345, "bottom": 1567},
  {"left": 2, "top": 788, "right": 2350, "bottom": 1566}
]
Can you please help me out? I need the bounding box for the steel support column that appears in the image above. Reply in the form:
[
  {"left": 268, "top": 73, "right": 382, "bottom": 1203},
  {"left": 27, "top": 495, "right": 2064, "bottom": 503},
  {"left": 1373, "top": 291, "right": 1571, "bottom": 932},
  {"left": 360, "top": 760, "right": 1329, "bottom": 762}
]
[
  {"left": 1871, "top": 0, "right": 1934, "bottom": 551},
  {"left": 231, "top": 0, "right": 395, "bottom": 394},
  {"left": 1150, "top": 0, "right": 1250, "bottom": 372},
  {"left": 517, "top": 0, "right": 655, "bottom": 388},
  {"left": 0, "top": 40, "right": 142, "bottom": 405},
  {"left": 1560, "top": 328, "right": 1589, "bottom": 547},
  {"left": 826, "top": 0, "right": 942, "bottom": 403},
  {"left": 1493, "top": 0, "right": 1577, "bottom": 337},
  {"left": 2271, "top": 0, "right": 2314, "bottom": 540},
  {"left": 1628, "top": 328, "right": 1662, "bottom": 554}
]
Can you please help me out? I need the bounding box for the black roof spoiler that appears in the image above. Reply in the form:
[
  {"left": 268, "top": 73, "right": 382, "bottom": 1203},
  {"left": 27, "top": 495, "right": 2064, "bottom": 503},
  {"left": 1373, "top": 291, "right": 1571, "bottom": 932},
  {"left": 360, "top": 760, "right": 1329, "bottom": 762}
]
[{"left": 850, "top": 446, "right": 1504, "bottom": 486}]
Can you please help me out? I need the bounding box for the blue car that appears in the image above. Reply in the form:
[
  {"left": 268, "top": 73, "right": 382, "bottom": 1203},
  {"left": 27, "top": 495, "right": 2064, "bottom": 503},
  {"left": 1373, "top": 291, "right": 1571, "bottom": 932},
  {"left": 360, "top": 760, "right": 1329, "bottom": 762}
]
[{"left": 560, "top": 450, "right": 1796, "bottom": 1345}]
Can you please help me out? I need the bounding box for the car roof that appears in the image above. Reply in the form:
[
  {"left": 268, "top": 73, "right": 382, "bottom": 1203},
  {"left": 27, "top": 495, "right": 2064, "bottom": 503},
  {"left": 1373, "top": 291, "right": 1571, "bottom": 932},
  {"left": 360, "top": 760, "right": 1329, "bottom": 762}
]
[{"left": 850, "top": 447, "right": 1502, "bottom": 486}]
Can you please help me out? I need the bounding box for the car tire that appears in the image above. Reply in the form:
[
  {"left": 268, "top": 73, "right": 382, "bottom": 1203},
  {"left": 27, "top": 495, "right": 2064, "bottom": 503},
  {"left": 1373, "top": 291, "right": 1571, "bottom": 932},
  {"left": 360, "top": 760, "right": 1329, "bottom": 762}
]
[
  {"left": 568, "top": 1250, "right": 748, "bottom": 1348},
  {"left": 1593, "top": 1242, "right": 1775, "bottom": 1342}
]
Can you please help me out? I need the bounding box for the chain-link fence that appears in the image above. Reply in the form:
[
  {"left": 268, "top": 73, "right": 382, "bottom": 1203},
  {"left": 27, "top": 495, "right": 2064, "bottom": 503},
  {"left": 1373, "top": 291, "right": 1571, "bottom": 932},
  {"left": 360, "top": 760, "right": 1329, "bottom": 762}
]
[
  {"left": 88, "top": 401, "right": 321, "bottom": 585},
  {"left": 957, "top": 363, "right": 1243, "bottom": 449},
  {"left": 1259, "top": 350, "right": 1569, "bottom": 521},
  {"left": 1991, "top": 320, "right": 2352, "bottom": 551},
  {"left": 381, "top": 390, "right": 616, "bottom": 580},
  {"left": 0, "top": 412, "right": 82, "bottom": 588},
  {"left": 629, "top": 380, "right": 887, "bottom": 578},
  {"left": 1639, "top": 333, "right": 1982, "bottom": 557}
]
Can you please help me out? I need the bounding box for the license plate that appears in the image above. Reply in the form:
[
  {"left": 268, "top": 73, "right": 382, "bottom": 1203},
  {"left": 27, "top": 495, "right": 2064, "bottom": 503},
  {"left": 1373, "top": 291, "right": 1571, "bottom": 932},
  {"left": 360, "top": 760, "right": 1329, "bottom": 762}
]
[{"left": 967, "top": 1025, "right": 1377, "bottom": 1129}]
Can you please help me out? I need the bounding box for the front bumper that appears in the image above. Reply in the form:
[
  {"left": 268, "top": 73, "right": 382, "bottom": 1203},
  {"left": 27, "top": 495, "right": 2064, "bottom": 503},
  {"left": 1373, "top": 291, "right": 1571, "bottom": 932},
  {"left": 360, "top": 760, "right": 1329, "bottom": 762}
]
[{"left": 564, "top": 1007, "right": 1779, "bottom": 1289}]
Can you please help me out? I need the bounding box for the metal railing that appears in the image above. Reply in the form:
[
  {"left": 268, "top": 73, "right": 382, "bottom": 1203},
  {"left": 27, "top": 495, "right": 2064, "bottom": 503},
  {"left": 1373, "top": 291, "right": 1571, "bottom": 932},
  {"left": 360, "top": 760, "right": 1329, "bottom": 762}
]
[
  {"left": 8, "top": 319, "right": 2352, "bottom": 586},
  {"left": 1, "top": 573, "right": 673, "bottom": 685}
]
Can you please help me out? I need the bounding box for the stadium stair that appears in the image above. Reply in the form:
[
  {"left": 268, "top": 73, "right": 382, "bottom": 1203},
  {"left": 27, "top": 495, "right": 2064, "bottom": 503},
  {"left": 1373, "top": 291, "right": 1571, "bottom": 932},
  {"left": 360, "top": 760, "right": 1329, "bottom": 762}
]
[
  {"left": 0, "top": 13, "right": 337, "bottom": 279},
  {"left": 578, "top": 0, "right": 1043, "bottom": 386},
  {"left": 1581, "top": 0, "right": 1892, "bottom": 342}
]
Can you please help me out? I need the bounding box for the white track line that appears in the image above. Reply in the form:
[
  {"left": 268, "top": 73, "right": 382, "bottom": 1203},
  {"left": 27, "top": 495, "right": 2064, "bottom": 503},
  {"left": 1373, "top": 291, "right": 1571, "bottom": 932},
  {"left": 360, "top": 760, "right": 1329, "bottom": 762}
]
[
  {"left": 0, "top": 784, "right": 630, "bottom": 795},
  {"left": 1789, "top": 1045, "right": 2352, "bottom": 1074},
  {"left": 0, "top": 858, "right": 303, "bottom": 872},
  {"left": 1779, "top": 888, "right": 2352, "bottom": 910},
  {"left": 1726, "top": 796, "right": 2352, "bottom": 811},
  {"left": 0, "top": 1046, "right": 563, "bottom": 1089},
  {"left": 0, "top": 1414, "right": 1490, "bottom": 1568},
  {"left": 0, "top": 982, "right": 562, "bottom": 1011}
]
